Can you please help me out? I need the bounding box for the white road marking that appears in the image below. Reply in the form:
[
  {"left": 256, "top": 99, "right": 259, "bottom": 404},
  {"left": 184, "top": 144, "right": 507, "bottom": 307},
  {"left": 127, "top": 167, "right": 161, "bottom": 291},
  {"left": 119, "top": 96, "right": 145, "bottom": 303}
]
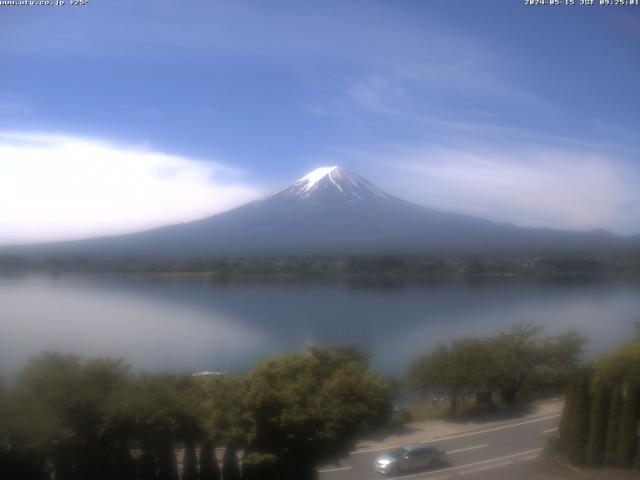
[
  {"left": 351, "top": 414, "right": 560, "bottom": 455},
  {"left": 317, "top": 466, "right": 352, "bottom": 473},
  {"left": 458, "top": 460, "right": 511, "bottom": 475},
  {"left": 517, "top": 454, "right": 540, "bottom": 461},
  {"left": 542, "top": 427, "right": 558, "bottom": 434},
  {"left": 445, "top": 443, "right": 488, "bottom": 455},
  {"left": 385, "top": 448, "right": 542, "bottom": 479}
]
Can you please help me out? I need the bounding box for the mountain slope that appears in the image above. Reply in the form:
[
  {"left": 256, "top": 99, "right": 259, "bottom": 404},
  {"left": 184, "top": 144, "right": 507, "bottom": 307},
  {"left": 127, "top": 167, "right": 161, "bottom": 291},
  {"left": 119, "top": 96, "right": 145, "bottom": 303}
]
[{"left": 3, "top": 166, "right": 634, "bottom": 258}]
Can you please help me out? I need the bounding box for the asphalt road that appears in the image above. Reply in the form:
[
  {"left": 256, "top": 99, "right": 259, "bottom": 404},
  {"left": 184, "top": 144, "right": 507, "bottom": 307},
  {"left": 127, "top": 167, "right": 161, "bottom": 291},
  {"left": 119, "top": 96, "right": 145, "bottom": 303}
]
[{"left": 319, "top": 413, "right": 563, "bottom": 480}]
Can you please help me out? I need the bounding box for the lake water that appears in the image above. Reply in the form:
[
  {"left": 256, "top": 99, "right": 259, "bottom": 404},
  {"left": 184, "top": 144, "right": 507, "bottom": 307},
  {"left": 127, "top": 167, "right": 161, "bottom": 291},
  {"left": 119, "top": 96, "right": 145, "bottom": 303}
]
[{"left": 1, "top": 274, "right": 639, "bottom": 377}]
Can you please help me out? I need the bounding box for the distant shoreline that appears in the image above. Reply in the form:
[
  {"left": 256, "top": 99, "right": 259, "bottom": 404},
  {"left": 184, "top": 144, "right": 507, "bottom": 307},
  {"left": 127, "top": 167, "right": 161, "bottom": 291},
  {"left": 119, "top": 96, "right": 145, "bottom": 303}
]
[{"left": 2, "top": 251, "right": 640, "bottom": 280}]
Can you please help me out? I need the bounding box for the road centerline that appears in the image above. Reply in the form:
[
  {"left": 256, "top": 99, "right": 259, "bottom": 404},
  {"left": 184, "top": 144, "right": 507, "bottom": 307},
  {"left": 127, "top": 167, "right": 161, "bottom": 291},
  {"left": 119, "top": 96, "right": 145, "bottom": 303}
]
[
  {"left": 317, "top": 466, "right": 352, "bottom": 473},
  {"left": 445, "top": 443, "right": 488, "bottom": 455}
]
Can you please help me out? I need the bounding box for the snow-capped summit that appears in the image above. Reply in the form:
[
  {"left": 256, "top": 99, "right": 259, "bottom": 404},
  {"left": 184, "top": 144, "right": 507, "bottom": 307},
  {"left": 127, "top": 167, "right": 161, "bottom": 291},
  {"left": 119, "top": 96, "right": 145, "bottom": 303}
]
[{"left": 270, "top": 165, "right": 388, "bottom": 202}]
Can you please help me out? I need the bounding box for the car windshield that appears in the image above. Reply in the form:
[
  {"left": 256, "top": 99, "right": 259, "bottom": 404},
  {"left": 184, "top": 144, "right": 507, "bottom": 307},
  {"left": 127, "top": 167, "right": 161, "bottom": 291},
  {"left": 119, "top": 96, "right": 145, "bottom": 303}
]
[{"left": 387, "top": 448, "right": 407, "bottom": 459}]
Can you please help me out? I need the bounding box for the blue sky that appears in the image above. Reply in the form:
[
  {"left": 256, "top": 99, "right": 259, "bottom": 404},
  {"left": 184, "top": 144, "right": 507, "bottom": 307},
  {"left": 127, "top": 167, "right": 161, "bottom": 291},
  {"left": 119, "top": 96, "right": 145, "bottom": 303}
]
[{"left": 1, "top": 0, "right": 639, "bottom": 243}]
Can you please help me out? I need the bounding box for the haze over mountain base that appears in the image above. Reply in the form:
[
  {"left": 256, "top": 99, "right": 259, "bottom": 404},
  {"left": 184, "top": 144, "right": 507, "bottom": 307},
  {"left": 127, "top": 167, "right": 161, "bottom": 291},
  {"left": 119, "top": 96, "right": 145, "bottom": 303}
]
[{"left": 2, "top": 167, "right": 638, "bottom": 260}]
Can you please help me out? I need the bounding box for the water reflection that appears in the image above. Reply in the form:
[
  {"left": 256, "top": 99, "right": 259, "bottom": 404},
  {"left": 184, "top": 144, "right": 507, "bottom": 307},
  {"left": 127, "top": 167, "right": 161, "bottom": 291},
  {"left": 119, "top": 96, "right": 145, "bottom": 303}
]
[{"left": 0, "top": 274, "right": 638, "bottom": 376}]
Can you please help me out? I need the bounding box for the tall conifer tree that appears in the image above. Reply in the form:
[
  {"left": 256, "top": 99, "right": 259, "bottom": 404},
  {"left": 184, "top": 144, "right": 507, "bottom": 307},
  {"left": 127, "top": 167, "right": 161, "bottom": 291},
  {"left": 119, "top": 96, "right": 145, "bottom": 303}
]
[
  {"left": 605, "top": 385, "right": 624, "bottom": 466},
  {"left": 617, "top": 384, "right": 640, "bottom": 468},
  {"left": 586, "top": 377, "right": 610, "bottom": 466},
  {"left": 569, "top": 370, "right": 591, "bottom": 465}
]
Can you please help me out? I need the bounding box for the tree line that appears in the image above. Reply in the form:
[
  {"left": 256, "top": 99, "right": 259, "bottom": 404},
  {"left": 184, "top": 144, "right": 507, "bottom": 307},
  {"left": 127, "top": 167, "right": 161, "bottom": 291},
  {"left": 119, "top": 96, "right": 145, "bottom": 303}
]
[
  {"left": 3, "top": 323, "right": 634, "bottom": 479},
  {"left": 557, "top": 327, "right": 640, "bottom": 470},
  {"left": 407, "top": 324, "right": 586, "bottom": 415},
  {"left": 0, "top": 346, "right": 393, "bottom": 480},
  {"left": 4, "top": 253, "right": 639, "bottom": 276}
]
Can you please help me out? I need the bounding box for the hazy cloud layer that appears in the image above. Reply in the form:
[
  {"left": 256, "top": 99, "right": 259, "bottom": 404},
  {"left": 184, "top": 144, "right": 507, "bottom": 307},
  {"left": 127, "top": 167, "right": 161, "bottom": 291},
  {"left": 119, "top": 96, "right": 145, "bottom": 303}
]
[
  {"left": 0, "top": 132, "right": 261, "bottom": 245},
  {"left": 367, "top": 145, "right": 640, "bottom": 235}
]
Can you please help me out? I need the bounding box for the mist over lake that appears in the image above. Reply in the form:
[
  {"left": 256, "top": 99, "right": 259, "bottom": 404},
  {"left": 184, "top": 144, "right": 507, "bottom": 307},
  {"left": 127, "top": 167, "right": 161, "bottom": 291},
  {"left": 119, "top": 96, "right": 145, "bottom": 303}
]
[{"left": 1, "top": 274, "right": 638, "bottom": 377}]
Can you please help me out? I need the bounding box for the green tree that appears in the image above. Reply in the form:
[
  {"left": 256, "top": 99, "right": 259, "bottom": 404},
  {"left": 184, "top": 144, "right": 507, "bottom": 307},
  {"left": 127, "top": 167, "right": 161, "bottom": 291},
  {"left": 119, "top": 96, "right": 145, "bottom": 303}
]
[
  {"left": 139, "top": 448, "right": 157, "bottom": 480},
  {"left": 0, "top": 379, "right": 50, "bottom": 480},
  {"left": 113, "top": 375, "right": 199, "bottom": 480},
  {"left": 10, "top": 353, "right": 131, "bottom": 480},
  {"left": 568, "top": 369, "right": 591, "bottom": 465},
  {"left": 486, "top": 324, "right": 545, "bottom": 405},
  {"left": 243, "top": 346, "right": 392, "bottom": 479},
  {"left": 605, "top": 385, "right": 624, "bottom": 466},
  {"left": 408, "top": 339, "right": 489, "bottom": 415},
  {"left": 559, "top": 374, "right": 576, "bottom": 444},
  {"left": 597, "top": 339, "right": 640, "bottom": 385},
  {"left": 196, "top": 376, "right": 246, "bottom": 448},
  {"left": 198, "top": 439, "right": 220, "bottom": 480},
  {"left": 543, "top": 330, "right": 586, "bottom": 368},
  {"left": 586, "top": 376, "right": 610, "bottom": 466},
  {"left": 157, "top": 442, "right": 178, "bottom": 480},
  {"left": 222, "top": 445, "right": 240, "bottom": 480},
  {"left": 241, "top": 451, "right": 278, "bottom": 480},
  {"left": 596, "top": 336, "right": 640, "bottom": 468},
  {"left": 409, "top": 325, "right": 584, "bottom": 412},
  {"left": 538, "top": 330, "right": 586, "bottom": 393},
  {"left": 182, "top": 441, "right": 198, "bottom": 480},
  {"left": 194, "top": 374, "right": 244, "bottom": 480},
  {"left": 617, "top": 383, "right": 640, "bottom": 468}
]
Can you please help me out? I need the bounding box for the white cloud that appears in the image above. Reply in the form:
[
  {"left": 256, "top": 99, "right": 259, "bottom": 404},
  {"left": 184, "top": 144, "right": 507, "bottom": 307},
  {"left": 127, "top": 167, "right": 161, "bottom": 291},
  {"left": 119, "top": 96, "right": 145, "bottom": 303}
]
[
  {"left": 367, "top": 145, "right": 640, "bottom": 235},
  {"left": 0, "top": 132, "right": 261, "bottom": 245}
]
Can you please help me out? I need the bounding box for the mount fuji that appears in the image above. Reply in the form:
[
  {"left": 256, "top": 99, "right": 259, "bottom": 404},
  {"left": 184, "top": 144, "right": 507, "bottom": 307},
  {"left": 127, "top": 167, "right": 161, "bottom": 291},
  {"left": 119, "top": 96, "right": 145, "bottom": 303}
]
[{"left": 4, "top": 166, "right": 633, "bottom": 258}]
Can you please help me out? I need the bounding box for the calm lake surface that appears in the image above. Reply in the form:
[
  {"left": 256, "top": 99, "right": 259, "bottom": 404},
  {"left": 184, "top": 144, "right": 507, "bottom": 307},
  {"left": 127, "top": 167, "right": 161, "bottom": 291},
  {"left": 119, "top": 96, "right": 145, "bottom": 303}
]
[{"left": 1, "top": 274, "right": 639, "bottom": 377}]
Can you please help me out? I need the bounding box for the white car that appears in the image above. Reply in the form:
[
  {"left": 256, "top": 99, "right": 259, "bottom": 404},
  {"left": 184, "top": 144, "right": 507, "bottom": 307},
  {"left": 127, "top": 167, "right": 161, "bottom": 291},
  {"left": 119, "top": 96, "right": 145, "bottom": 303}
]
[{"left": 375, "top": 444, "right": 446, "bottom": 475}]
